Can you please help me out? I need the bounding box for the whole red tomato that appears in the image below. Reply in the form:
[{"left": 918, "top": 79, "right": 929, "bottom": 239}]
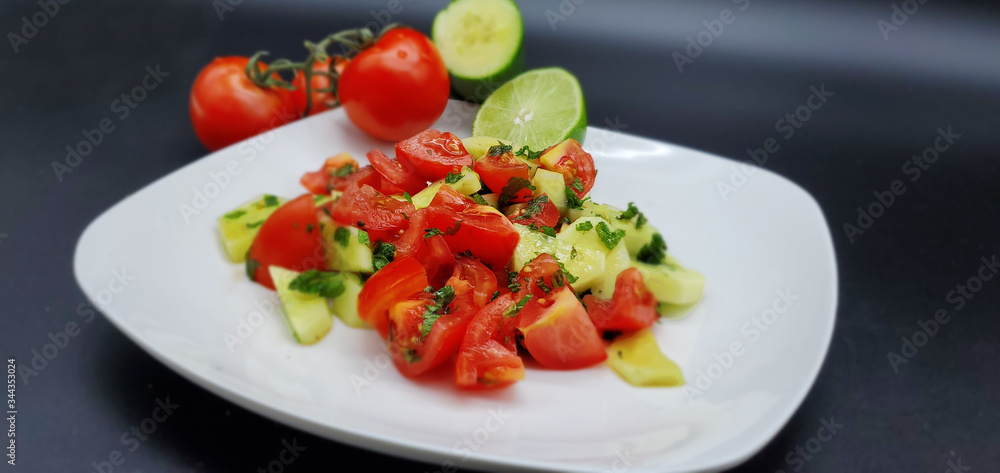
[
  {"left": 291, "top": 57, "right": 348, "bottom": 117},
  {"left": 338, "top": 28, "right": 450, "bottom": 141},
  {"left": 189, "top": 57, "right": 297, "bottom": 151}
]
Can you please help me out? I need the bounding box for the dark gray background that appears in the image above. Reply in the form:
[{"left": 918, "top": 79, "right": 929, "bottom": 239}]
[{"left": 2, "top": 0, "right": 999, "bottom": 471}]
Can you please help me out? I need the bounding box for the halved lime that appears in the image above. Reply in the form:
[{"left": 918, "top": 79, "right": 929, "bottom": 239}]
[
  {"left": 432, "top": 0, "right": 525, "bottom": 102},
  {"left": 472, "top": 67, "right": 587, "bottom": 150}
]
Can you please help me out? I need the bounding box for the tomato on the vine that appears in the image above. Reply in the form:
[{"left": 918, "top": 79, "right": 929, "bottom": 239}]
[
  {"left": 338, "top": 28, "right": 450, "bottom": 141},
  {"left": 291, "top": 57, "right": 348, "bottom": 117},
  {"left": 189, "top": 56, "right": 297, "bottom": 151}
]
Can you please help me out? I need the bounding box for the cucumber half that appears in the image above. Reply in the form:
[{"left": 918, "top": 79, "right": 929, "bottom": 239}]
[{"left": 432, "top": 0, "right": 525, "bottom": 102}]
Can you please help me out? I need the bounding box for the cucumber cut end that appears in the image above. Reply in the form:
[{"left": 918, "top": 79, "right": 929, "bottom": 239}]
[{"left": 433, "top": 0, "right": 524, "bottom": 81}]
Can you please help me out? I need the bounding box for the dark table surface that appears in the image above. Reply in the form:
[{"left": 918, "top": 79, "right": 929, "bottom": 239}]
[{"left": 2, "top": 0, "right": 999, "bottom": 471}]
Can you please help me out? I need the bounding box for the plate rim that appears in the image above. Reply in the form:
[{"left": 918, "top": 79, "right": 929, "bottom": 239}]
[{"left": 73, "top": 103, "right": 839, "bottom": 473}]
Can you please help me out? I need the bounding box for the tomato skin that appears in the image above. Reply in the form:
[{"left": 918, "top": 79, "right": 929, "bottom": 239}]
[
  {"left": 582, "top": 268, "right": 660, "bottom": 332},
  {"left": 416, "top": 235, "right": 455, "bottom": 289},
  {"left": 456, "top": 293, "right": 525, "bottom": 390},
  {"left": 300, "top": 153, "right": 359, "bottom": 194},
  {"left": 511, "top": 253, "right": 572, "bottom": 300},
  {"left": 245, "top": 194, "right": 326, "bottom": 290},
  {"left": 330, "top": 183, "right": 414, "bottom": 242},
  {"left": 429, "top": 185, "right": 475, "bottom": 211},
  {"left": 539, "top": 139, "right": 597, "bottom": 198},
  {"left": 367, "top": 149, "right": 427, "bottom": 195},
  {"left": 451, "top": 256, "right": 499, "bottom": 308},
  {"left": 508, "top": 194, "right": 561, "bottom": 229},
  {"left": 473, "top": 150, "right": 532, "bottom": 202},
  {"left": 424, "top": 205, "right": 520, "bottom": 271},
  {"left": 189, "top": 57, "right": 297, "bottom": 151},
  {"left": 358, "top": 257, "right": 428, "bottom": 338},
  {"left": 396, "top": 129, "right": 473, "bottom": 181},
  {"left": 389, "top": 291, "right": 479, "bottom": 378},
  {"left": 338, "top": 28, "right": 450, "bottom": 141},
  {"left": 291, "top": 57, "right": 348, "bottom": 117},
  {"left": 517, "top": 287, "right": 607, "bottom": 370}
]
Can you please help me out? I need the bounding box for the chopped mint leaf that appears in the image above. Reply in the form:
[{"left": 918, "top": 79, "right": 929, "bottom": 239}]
[
  {"left": 514, "top": 145, "right": 542, "bottom": 160},
  {"left": 471, "top": 193, "right": 489, "bottom": 206},
  {"left": 575, "top": 221, "right": 593, "bottom": 232},
  {"left": 617, "top": 202, "right": 640, "bottom": 221},
  {"left": 571, "top": 178, "right": 584, "bottom": 193},
  {"left": 420, "top": 285, "right": 457, "bottom": 338},
  {"left": 289, "top": 270, "right": 346, "bottom": 299},
  {"left": 334, "top": 163, "right": 356, "bottom": 177},
  {"left": 637, "top": 233, "right": 668, "bottom": 264},
  {"left": 554, "top": 259, "right": 579, "bottom": 284},
  {"left": 536, "top": 277, "right": 552, "bottom": 294},
  {"left": 424, "top": 227, "right": 444, "bottom": 239},
  {"left": 305, "top": 224, "right": 315, "bottom": 233},
  {"left": 595, "top": 222, "right": 626, "bottom": 250},
  {"left": 487, "top": 142, "right": 513, "bottom": 157},
  {"left": 636, "top": 212, "right": 648, "bottom": 230},
  {"left": 246, "top": 220, "right": 264, "bottom": 229},
  {"left": 402, "top": 192, "right": 412, "bottom": 203},
  {"left": 445, "top": 220, "right": 463, "bottom": 235},
  {"left": 372, "top": 242, "right": 396, "bottom": 271},
  {"left": 503, "top": 295, "right": 533, "bottom": 318},
  {"left": 514, "top": 195, "right": 549, "bottom": 222},
  {"left": 528, "top": 223, "right": 557, "bottom": 237},
  {"left": 224, "top": 209, "right": 246, "bottom": 220},
  {"left": 445, "top": 172, "right": 463, "bottom": 184},
  {"left": 263, "top": 195, "right": 280, "bottom": 207},
  {"left": 565, "top": 186, "right": 590, "bottom": 210},
  {"left": 333, "top": 227, "right": 351, "bottom": 248},
  {"left": 357, "top": 230, "right": 370, "bottom": 245},
  {"left": 491, "top": 290, "right": 500, "bottom": 301},
  {"left": 498, "top": 177, "right": 535, "bottom": 207},
  {"left": 245, "top": 256, "right": 260, "bottom": 281}
]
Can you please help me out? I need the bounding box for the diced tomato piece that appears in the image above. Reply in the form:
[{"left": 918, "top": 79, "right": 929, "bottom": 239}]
[
  {"left": 416, "top": 235, "right": 455, "bottom": 288},
  {"left": 299, "top": 153, "right": 359, "bottom": 194},
  {"left": 450, "top": 256, "right": 498, "bottom": 308},
  {"left": 539, "top": 139, "right": 596, "bottom": 198},
  {"left": 507, "top": 194, "right": 560, "bottom": 229},
  {"left": 510, "top": 253, "right": 572, "bottom": 299},
  {"left": 245, "top": 194, "right": 326, "bottom": 290},
  {"left": 424, "top": 205, "right": 519, "bottom": 271},
  {"left": 367, "top": 149, "right": 427, "bottom": 195},
  {"left": 358, "top": 257, "right": 428, "bottom": 338},
  {"left": 455, "top": 293, "right": 525, "bottom": 389},
  {"left": 388, "top": 291, "right": 479, "bottom": 378},
  {"left": 396, "top": 129, "right": 473, "bottom": 181},
  {"left": 473, "top": 148, "right": 532, "bottom": 203},
  {"left": 429, "top": 185, "right": 475, "bottom": 211},
  {"left": 516, "top": 287, "right": 607, "bottom": 369},
  {"left": 582, "top": 267, "right": 659, "bottom": 332},
  {"left": 330, "top": 183, "right": 414, "bottom": 242}
]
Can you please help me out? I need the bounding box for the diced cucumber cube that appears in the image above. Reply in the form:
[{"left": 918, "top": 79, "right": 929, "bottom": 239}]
[
  {"left": 217, "top": 194, "right": 286, "bottom": 263},
  {"left": 268, "top": 266, "right": 333, "bottom": 345}
]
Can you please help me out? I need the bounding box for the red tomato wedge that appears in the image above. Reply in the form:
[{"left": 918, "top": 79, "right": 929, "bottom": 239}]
[
  {"left": 424, "top": 205, "right": 519, "bottom": 271},
  {"left": 396, "top": 129, "right": 473, "bottom": 181},
  {"left": 388, "top": 290, "right": 480, "bottom": 378},
  {"left": 511, "top": 253, "right": 572, "bottom": 299},
  {"left": 456, "top": 293, "right": 525, "bottom": 390},
  {"left": 358, "top": 257, "right": 428, "bottom": 339},
  {"left": 245, "top": 194, "right": 326, "bottom": 290},
  {"left": 451, "top": 256, "right": 498, "bottom": 308},
  {"left": 473, "top": 148, "right": 532, "bottom": 203},
  {"left": 582, "top": 267, "right": 660, "bottom": 332},
  {"left": 507, "top": 194, "right": 561, "bottom": 229},
  {"left": 299, "top": 153, "right": 359, "bottom": 194},
  {"left": 539, "top": 139, "right": 596, "bottom": 198},
  {"left": 416, "top": 235, "right": 455, "bottom": 289},
  {"left": 330, "top": 183, "right": 414, "bottom": 242},
  {"left": 516, "top": 287, "right": 607, "bottom": 369},
  {"left": 367, "top": 149, "right": 427, "bottom": 195}
]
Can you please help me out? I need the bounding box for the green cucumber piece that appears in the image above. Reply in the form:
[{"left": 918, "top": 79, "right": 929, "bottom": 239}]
[
  {"left": 511, "top": 223, "right": 605, "bottom": 293},
  {"left": 320, "top": 218, "right": 374, "bottom": 273},
  {"left": 432, "top": 0, "right": 525, "bottom": 102},
  {"left": 568, "top": 201, "right": 659, "bottom": 259},
  {"left": 632, "top": 257, "right": 705, "bottom": 305},
  {"left": 268, "top": 266, "right": 333, "bottom": 344},
  {"left": 217, "top": 194, "right": 285, "bottom": 263},
  {"left": 532, "top": 168, "right": 568, "bottom": 215},
  {"left": 330, "top": 272, "right": 368, "bottom": 329}
]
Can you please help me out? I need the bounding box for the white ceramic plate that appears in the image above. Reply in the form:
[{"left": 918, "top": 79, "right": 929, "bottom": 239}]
[{"left": 74, "top": 101, "right": 837, "bottom": 472}]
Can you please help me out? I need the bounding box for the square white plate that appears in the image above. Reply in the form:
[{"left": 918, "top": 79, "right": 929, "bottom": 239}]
[{"left": 74, "top": 101, "right": 837, "bottom": 472}]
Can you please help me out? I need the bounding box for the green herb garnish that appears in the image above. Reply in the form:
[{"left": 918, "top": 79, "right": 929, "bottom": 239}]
[
  {"left": 372, "top": 242, "right": 396, "bottom": 271},
  {"left": 575, "top": 221, "right": 593, "bottom": 232},
  {"left": 595, "top": 222, "right": 626, "bottom": 250},
  {"left": 487, "top": 142, "right": 513, "bottom": 157},
  {"left": 420, "top": 286, "right": 457, "bottom": 338},
  {"left": 424, "top": 228, "right": 444, "bottom": 239},
  {"left": 263, "top": 195, "right": 280, "bottom": 207},
  {"left": 358, "top": 230, "right": 370, "bottom": 245},
  {"left": 471, "top": 193, "right": 490, "bottom": 206},
  {"left": 402, "top": 192, "right": 413, "bottom": 203},
  {"left": 565, "top": 186, "right": 590, "bottom": 210},
  {"left": 617, "top": 202, "right": 640, "bottom": 221},
  {"left": 637, "top": 233, "right": 668, "bottom": 264},
  {"left": 289, "top": 270, "right": 346, "bottom": 299},
  {"left": 498, "top": 177, "right": 535, "bottom": 207},
  {"left": 245, "top": 256, "right": 260, "bottom": 281},
  {"left": 224, "top": 210, "right": 246, "bottom": 220},
  {"left": 514, "top": 145, "right": 542, "bottom": 160},
  {"left": 445, "top": 172, "right": 463, "bottom": 184},
  {"left": 246, "top": 220, "right": 264, "bottom": 229},
  {"left": 334, "top": 163, "right": 356, "bottom": 177}
]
